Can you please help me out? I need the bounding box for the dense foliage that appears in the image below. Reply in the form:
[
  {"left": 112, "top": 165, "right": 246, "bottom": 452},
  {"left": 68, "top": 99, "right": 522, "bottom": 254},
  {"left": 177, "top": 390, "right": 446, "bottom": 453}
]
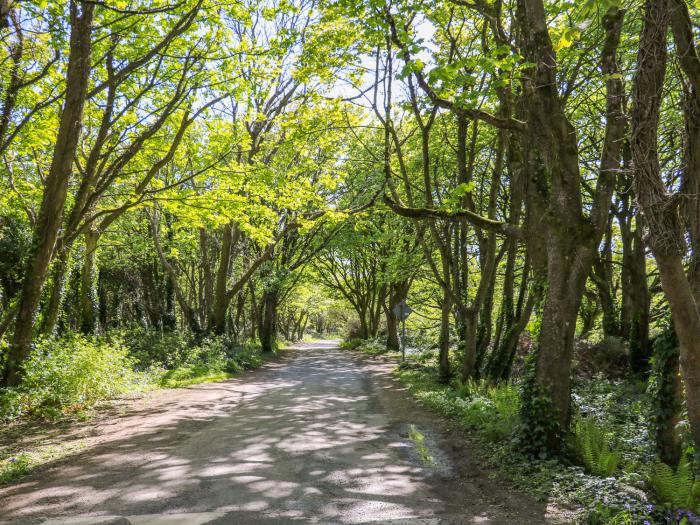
[{"left": 2, "top": 0, "right": 700, "bottom": 522}]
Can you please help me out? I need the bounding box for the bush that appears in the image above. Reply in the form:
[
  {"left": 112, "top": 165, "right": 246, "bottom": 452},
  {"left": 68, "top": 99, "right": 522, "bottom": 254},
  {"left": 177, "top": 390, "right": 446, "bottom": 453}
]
[
  {"left": 395, "top": 370, "right": 520, "bottom": 442},
  {"left": 0, "top": 335, "right": 151, "bottom": 421},
  {"left": 340, "top": 338, "right": 364, "bottom": 350},
  {"left": 0, "top": 331, "right": 267, "bottom": 423},
  {"left": 648, "top": 461, "right": 700, "bottom": 514},
  {"left": 345, "top": 320, "right": 364, "bottom": 341},
  {"left": 357, "top": 339, "right": 388, "bottom": 356},
  {"left": 157, "top": 336, "right": 263, "bottom": 388},
  {"left": 574, "top": 416, "right": 622, "bottom": 477},
  {"left": 455, "top": 379, "right": 521, "bottom": 441},
  {"left": 223, "top": 340, "right": 263, "bottom": 371},
  {"left": 115, "top": 327, "right": 193, "bottom": 369}
]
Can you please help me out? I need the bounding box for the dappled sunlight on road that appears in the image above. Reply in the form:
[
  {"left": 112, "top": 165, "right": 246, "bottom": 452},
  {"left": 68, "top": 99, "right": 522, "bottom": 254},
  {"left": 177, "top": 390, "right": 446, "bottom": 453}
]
[{"left": 0, "top": 345, "right": 550, "bottom": 525}]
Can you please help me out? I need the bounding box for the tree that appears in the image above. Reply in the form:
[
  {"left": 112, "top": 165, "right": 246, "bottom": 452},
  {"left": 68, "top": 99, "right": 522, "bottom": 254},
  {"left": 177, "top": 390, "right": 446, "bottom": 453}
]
[{"left": 3, "top": 1, "right": 95, "bottom": 386}]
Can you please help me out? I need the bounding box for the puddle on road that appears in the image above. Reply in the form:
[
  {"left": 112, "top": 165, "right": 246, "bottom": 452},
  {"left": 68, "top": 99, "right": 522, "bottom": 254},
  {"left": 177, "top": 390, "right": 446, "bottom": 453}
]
[
  {"left": 403, "top": 423, "right": 452, "bottom": 476},
  {"left": 408, "top": 425, "right": 435, "bottom": 466}
]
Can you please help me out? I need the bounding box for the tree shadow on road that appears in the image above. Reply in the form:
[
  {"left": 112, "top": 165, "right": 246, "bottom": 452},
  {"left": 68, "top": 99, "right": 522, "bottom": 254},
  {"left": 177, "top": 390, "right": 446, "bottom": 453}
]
[{"left": 0, "top": 349, "right": 553, "bottom": 525}]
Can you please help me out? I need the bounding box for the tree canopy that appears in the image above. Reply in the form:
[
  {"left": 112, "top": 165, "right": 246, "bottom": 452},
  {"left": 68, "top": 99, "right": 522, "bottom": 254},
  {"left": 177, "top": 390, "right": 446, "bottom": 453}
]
[{"left": 3, "top": 0, "right": 700, "bottom": 520}]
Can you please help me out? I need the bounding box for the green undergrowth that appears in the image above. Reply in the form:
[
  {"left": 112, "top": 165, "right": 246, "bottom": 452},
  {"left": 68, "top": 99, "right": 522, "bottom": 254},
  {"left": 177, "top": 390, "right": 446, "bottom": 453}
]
[
  {"left": 0, "top": 453, "right": 29, "bottom": 484},
  {"left": 0, "top": 330, "right": 267, "bottom": 485},
  {"left": 0, "top": 331, "right": 265, "bottom": 424},
  {"left": 341, "top": 337, "right": 401, "bottom": 357},
  {"left": 159, "top": 367, "right": 233, "bottom": 388},
  {"left": 391, "top": 354, "right": 669, "bottom": 524},
  {"left": 155, "top": 337, "right": 263, "bottom": 388},
  {"left": 648, "top": 462, "right": 700, "bottom": 514},
  {"left": 0, "top": 440, "right": 88, "bottom": 486},
  {"left": 0, "top": 334, "right": 153, "bottom": 422}
]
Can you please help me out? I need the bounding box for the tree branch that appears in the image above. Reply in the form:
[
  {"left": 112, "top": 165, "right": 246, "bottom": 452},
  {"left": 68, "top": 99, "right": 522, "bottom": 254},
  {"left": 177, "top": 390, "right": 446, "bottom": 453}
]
[{"left": 383, "top": 194, "right": 523, "bottom": 239}]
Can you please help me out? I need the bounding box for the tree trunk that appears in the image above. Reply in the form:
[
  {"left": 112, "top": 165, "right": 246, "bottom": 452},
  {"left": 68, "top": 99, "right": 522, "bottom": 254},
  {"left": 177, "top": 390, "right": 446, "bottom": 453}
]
[
  {"left": 650, "top": 325, "right": 683, "bottom": 467},
  {"left": 233, "top": 290, "right": 246, "bottom": 342},
  {"left": 40, "top": 246, "right": 71, "bottom": 336},
  {"left": 616, "top": 166, "right": 651, "bottom": 375},
  {"left": 591, "top": 220, "right": 621, "bottom": 338},
  {"left": 150, "top": 211, "right": 201, "bottom": 334},
  {"left": 79, "top": 230, "right": 99, "bottom": 334},
  {"left": 438, "top": 288, "right": 451, "bottom": 383},
  {"left": 487, "top": 267, "right": 537, "bottom": 382},
  {"left": 385, "top": 304, "right": 400, "bottom": 352},
  {"left": 3, "top": 1, "right": 94, "bottom": 386},
  {"left": 97, "top": 268, "right": 108, "bottom": 330},
  {"left": 163, "top": 269, "right": 176, "bottom": 330},
  {"left": 457, "top": 307, "right": 479, "bottom": 381},
  {"left": 532, "top": 244, "right": 589, "bottom": 447},
  {"left": 631, "top": 0, "right": 700, "bottom": 452},
  {"left": 199, "top": 228, "right": 214, "bottom": 325},
  {"left": 622, "top": 218, "right": 651, "bottom": 374},
  {"left": 515, "top": 1, "right": 625, "bottom": 452},
  {"left": 249, "top": 281, "right": 258, "bottom": 341},
  {"left": 259, "top": 289, "right": 278, "bottom": 353},
  {"left": 475, "top": 276, "right": 496, "bottom": 375},
  {"left": 209, "top": 222, "right": 235, "bottom": 334},
  {"left": 385, "top": 280, "right": 409, "bottom": 352}
]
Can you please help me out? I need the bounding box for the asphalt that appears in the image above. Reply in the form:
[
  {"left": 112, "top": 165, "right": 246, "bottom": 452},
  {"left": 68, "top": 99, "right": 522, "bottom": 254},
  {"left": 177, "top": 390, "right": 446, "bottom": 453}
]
[{"left": 0, "top": 342, "right": 558, "bottom": 524}]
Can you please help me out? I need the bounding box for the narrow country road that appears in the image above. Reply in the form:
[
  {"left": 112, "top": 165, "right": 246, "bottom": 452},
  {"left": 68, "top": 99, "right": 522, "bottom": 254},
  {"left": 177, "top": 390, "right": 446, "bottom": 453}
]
[{"left": 0, "top": 343, "right": 560, "bottom": 525}]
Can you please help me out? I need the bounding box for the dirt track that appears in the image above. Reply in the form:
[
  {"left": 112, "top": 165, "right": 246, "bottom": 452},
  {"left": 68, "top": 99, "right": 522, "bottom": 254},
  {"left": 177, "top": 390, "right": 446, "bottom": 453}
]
[{"left": 0, "top": 343, "right": 563, "bottom": 524}]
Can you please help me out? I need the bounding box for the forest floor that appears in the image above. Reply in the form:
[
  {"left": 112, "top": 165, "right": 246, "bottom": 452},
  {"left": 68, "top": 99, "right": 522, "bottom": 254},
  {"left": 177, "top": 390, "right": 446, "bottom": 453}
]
[{"left": 0, "top": 342, "right": 574, "bottom": 525}]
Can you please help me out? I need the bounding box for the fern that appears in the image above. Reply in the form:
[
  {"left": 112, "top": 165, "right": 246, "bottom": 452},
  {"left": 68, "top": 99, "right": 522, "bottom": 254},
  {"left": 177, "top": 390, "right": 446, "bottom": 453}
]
[
  {"left": 574, "top": 417, "right": 621, "bottom": 477},
  {"left": 648, "top": 461, "right": 700, "bottom": 512}
]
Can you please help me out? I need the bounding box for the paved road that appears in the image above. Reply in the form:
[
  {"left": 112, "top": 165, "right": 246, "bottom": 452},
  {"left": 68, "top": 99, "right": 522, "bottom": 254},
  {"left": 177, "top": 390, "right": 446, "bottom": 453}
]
[{"left": 0, "top": 343, "right": 556, "bottom": 524}]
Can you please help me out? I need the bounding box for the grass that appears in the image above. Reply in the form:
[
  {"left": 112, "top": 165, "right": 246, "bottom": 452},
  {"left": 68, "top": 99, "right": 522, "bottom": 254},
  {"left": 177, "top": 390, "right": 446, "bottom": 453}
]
[
  {"left": 0, "top": 453, "right": 29, "bottom": 484},
  {"left": 0, "top": 439, "right": 89, "bottom": 486},
  {"left": 389, "top": 351, "right": 665, "bottom": 524},
  {"left": 341, "top": 337, "right": 401, "bottom": 357},
  {"left": 158, "top": 365, "right": 234, "bottom": 388}
]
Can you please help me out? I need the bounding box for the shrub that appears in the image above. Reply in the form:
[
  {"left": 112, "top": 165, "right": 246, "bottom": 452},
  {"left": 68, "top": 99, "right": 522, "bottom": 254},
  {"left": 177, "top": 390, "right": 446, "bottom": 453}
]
[
  {"left": 115, "top": 327, "right": 193, "bottom": 369},
  {"left": 157, "top": 336, "right": 263, "bottom": 388},
  {"left": 648, "top": 461, "right": 700, "bottom": 513},
  {"left": 574, "top": 416, "right": 622, "bottom": 477},
  {"left": 223, "top": 340, "right": 263, "bottom": 371},
  {"left": 395, "top": 370, "right": 520, "bottom": 442},
  {"left": 357, "top": 339, "right": 388, "bottom": 356},
  {"left": 455, "top": 379, "right": 521, "bottom": 440},
  {"left": 0, "top": 335, "right": 151, "bottom": 421},
  {"left": 340, "top": 338, "right": 364, "bottom": 350}
]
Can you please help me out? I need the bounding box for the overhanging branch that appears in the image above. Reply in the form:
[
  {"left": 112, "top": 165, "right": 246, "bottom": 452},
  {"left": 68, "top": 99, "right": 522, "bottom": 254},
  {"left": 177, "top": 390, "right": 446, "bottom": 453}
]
[{"left": 383, "top": 194, "right": 523, "bottom": 239}]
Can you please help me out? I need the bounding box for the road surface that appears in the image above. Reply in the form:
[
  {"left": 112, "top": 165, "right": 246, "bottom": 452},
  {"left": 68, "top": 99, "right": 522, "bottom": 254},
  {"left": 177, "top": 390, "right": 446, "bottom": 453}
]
[{"left": 0, "top": 343, "right": 558, "bottom": 524}]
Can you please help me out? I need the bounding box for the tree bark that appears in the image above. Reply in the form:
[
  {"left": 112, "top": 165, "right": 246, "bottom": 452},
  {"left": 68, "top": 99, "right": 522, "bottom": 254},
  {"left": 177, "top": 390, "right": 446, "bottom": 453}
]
[
  {"left": 259, "top": 289, "right": 278, "bottom": 353},
  {"left": 651, "top": 325, "right": 683, "bottom": 467},
  {"left": 209, "top": 222, "right": 236, "bottom": 334},
  {"left": 3, "top": 1, "right": 95, "bottom": 386},
  {"left": 515, "top": 1, "right": 626, "bottom": 451},
  {"left": 631, "top": 0, "right": 700, "bottom": 452},
  {"left": 385, "top": 280, "right": 409, "bottom": 352},
  {"left": 79, "top": 230, "right": 99, "bottom": 334},
  {"left": 438, "top": 286, "right": 452, "bottom": 383},
  {"left": 40, "top": 246, "right": 71, "bottom": 336},
  {"left": 619, "top": 205, "right": 651, "bottom": 374}
]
